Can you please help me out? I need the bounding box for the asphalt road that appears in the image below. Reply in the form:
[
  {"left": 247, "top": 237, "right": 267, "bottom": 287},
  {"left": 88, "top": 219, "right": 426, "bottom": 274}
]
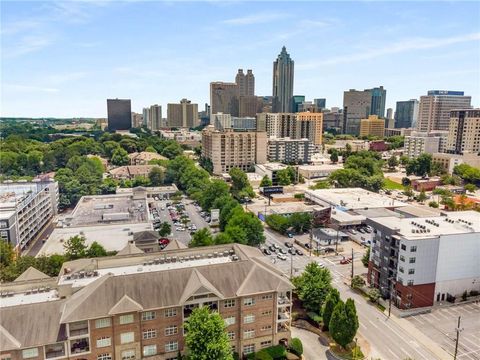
[
  {"left": 264, "top": 228, "right": 444, "bottom": 360},
  {"left": 23, "top": 218, "right": 56, "bottom": 257}
]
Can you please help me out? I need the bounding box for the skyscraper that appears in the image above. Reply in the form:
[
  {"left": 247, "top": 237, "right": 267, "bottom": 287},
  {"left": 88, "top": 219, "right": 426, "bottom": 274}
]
[
  {"left": 292, "top": 95, "right": 305, "bottom": 113},
  {"left": 342, "top": 89, "right": 372, "bottom": 135},
  {"left": 417, "top": 90, "right": 472, "bottom": 132},
  {"left": 149, "top": 104, "right": 162, "bottom": 131},
  {"left": 142, "top": 107, "right": 150, "bottom": 127},
  {"left": 235, "top": 69, "right": 255, "bottom": 96},
  {"left": 272, "top": 46, "right": 294, "bottom": 113},
  {"left": 314, "top": 98, "right": 326, "bottom": 111},
  {"left": 394, "top": 99, "right": 419, "bottom": 129},
  {"left": 239, "top": 96, "right": 263, "bottom": 117},
  {"left": 369, "top": 86, "right": 386, "bottom": 118},
  {"left": 107, "top": 99, "right": 132, "bottom": 131},
  {"left": 167, "top": 99, "right": 199, "bottom": 128},
  {"left": 210, "top": 82, "right": 239, "bottom": 116}
]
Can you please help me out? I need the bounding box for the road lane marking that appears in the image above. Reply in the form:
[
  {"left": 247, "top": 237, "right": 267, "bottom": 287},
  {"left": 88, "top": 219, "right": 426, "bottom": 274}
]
[
  {"left": 368, "top": 320, "right": 379, "bottom": 329},
  {"left": 387, "top": 348, "right": 399, "bottom": 359}
]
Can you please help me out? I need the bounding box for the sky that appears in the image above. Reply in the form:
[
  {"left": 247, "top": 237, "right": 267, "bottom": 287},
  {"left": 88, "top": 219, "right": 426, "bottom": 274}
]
[{"left": 1, "top": 1, "right": 479, "bottom": 118}]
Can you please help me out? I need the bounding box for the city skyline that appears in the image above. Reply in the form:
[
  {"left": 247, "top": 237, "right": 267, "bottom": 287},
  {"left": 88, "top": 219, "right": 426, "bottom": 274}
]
[{"left": 1, "top": 1, "right": 480, "bottom": 117}]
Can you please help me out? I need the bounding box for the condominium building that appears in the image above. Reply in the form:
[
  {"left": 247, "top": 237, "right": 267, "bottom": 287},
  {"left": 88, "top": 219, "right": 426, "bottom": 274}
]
[
  {"left": 366, "top": 211, "right": 480, "bottom": 309},
  {"left": 322, "top": 108, "right": 343, "bottom": 131},
  {"left": 359, "top": 115, "right": 385, "bottom": 138},
  {"left": 149, "top": 105, "right": 163, "bottom": 131},
  {"left": 167, "top": 99, "right": 199, "bottom": 128},
  {"left": 395, "top": 99, "right": 419, "bottom": 129},
  {"left": 268, "top": 138, "right": 314, "bottom": 164},
  {"left": 0, "top": 244, "right": 293, "bottom": 359},
  {"left": 417, "top": 90, "right": 472, "bottom": 132},
  {"left": 202, "top": 126, "right": 267, "bottom": 174},
  {"left": 107, "top": 99, "right": 132, "bottom": 131},
  {"left": 210, "top": 82, "right": 239, "bottom": 116},
  {"left": 131, "top": 113, "right": 143, "bottom": 128},
  {"left": 0, "top": 180, "right": 58, "bottom": 251},
  {"left": 142, "top": 108, "right": 150, "bottom": 128},
  {"left": 272, "top": 47, "right": 294, "bottom": 113},
  {"left": 232, "top": 117, "right": 257, "bottom": 131},
  {"left": 404, "top": 131, "right": 448, "bottom": 158},
  {"left": 342, "top": 89, "right": 372, "bottom": 135},
  {"left": 445, "top": 109, "right": 480, "bottom": 155},
  {"left": 296, "top": 112, "right": 323, "bottom": 146},
  {"left": 256, "top": 113, "right": 296, "bottom": 139}
]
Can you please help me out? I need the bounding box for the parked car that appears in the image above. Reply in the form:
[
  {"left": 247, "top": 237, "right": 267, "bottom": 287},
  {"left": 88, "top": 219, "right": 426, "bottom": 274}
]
[
  {"left": 269, "top": 245, "right": 277, "bottom": 252},
  {"left": 263, "top": 248, "right": 271, "bottom": 255},
  {"left": 277, "top": 253, "right": 287, "bottom": 261},
  {"left": 295, "top": 249, "right": 303, "bottom": 256},
  {"left": 350, "top": 229, "right": 357, "bottom": 235},
  {"left": 279, "top": 248, "right": 287, "bottom": 255},
  {"left": 304, "top": 243, "right": 311, "bottom": 249},
  {"left": 273, "top": 243, "right": 280, "bottom": 250},
  {"left": 324, "top": 247, "right": 335, "bottom": 254},
  {"left": 284, "top": 242, "right": 293, "bottom": 248},
  {"left": 288, "top": 248, "right": 296, "bottom": 255},
  {"left": 358, "top": 228, "right": 365, "bottom": 234},
  {"left": 287, "top": 233, "right": 294, "bottom": 238}
]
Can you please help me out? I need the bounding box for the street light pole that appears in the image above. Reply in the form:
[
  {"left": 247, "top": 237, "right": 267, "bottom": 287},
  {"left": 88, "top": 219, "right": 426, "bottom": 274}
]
[
  {"left": 290, "top": 251, "right": 293, "bottom": 279},
  {"left": 388, "top": 280, "right": 394, "bottom": 317},
  {"left": 351, "top": 247, "right": 354, "bottom": 279},
  {"left": 454, "top": 316, "right": 463, "bottom": 360}
]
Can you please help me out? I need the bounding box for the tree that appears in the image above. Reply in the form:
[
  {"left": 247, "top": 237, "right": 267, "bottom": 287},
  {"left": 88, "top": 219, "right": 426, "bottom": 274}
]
[
  {"left": 329, "top": 299, "right": 359, "bottom": 349},
  {"left": 330, "top": 149, "right": 339, "bottom": 164},
  {"left": 157, "top": 222, "right": 171, "bottom": 237},
  {"left": 148, "top": 166, "right": 164, "bottom": 186},
  {"left": 465, "top": 183, "right": 477, "bottom": 193},
  {"left": 276, "top": 169, "right": 292, "bottom": 185},
  {"left": 145, "top": 145, "right": 157, "bottom": 153},
  {"left": 322, "top": 288, "right": 340, "bottom": 330},
  {"left": 184, "top": 306, "right": 233, "bottom": 360},
  {"left": 401, "top": 177, "right": 411, "bottom": 187},
  {"left": 161, "top": 142, "right": 183, "bottom": 159},
  {"left": 214, "top": 232, "right": 233, "bottom": 245},
  {"left": 367, "top": 288, "right": 381, "bottom": 303},
  {"left": 189, "top": 228, "right": 214, "bottom": 247},
  {"left": 417, "top": 190, "right": 427, "bottom": 203},
  {"left": 111, "top": 147, "right": 129, "bottom": 166},
  {"left": 403, "top": 185, "right": 414, "bottom": 200},
  {"left": 260, "top": 175, "right": 272, "bottom": 187},
  {"left": 428, "top": 201, "right": 439, "bottom": 208},
  {"left": 0, "top": 240, "right": 15, "bottom": 267},
  {"left": 361, "top": 247, "right": 370, "bottom": 267},
  {"left": 223, "top": 225, "right": 248, "bottom": 245},
  {"left": 64, "top": 235, "right": 87, "bottom": 260},
  {"left": 454, "top": 164, "right": 480, "bottom": 184},
  {"left": 225, "top": 208, "right": 265, "bottom": 246},
  {"left": 199, "top": 180, "right": 230, "bottom": 211},
  {"left": 292, "top": 262, "right": 332, "bottom": 312},
  {"left": 406, "top": 153, "right": 432, "bottom": 177},
  {"left": 289, "top": 212, "right": 311, "bottom": 234},
  {"left": 289, "top": 338, "right": 303, "bottom": 357},
  {"left": 265, "top": 214, "right": 290, "bottom": 234},
  {"left": 387, "top": 155, "right": 399, "bottom": 170},
  {"left": 351, "top": 275, "right": 366, "bottom": 289},
  {"left": 400, "top": 155, "right": 410, "bottom": 166},
  {"left": 85, "top": 241, "right": 107, "bottom": 258}
]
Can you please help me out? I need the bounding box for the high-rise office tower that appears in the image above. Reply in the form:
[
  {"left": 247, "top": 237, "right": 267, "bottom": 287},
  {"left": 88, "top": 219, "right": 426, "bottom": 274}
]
[
  {"left": 149, "top": 104, "right": 162, "bottom": 131},
  {"left": 417, "top": 90, "right": 472, "bottom": 132},
  {"left": 272, "top": 46, "right": 294, "bottom": 113},
  {"left": 107, "top": 99, "right": 132, "bottom": 131},
  {"left": 235, "top": 69, "right": 255, "bottom": 96},
  {"left": 142, "top": 107, "right": 150, "bottom": 127},
  {"left": 210, "top": 82, "right": 239, "bottom": 116},
  {"left": 394, "top": 99, "right": 419, "bottom": 129},
  {"left": 167, "top": 99, "right": 199, "bottom": 128},
  {"left": 446, "top": 109, "right": 480, "bottom": 155},
  {"left": 314, "top": 98, "right": 326, "bottom": 111},
  {"left": 369, "top": 86, "right": 386, "bottom": 118},
  {"left": 342, "top": 89, "right": 372, "bottom": 135},
  {"left": 292, "top": 95, "right": 305, "bottom": 113},
  {"left": 239, "top": 96, "right": 263, "bottom": 117}
]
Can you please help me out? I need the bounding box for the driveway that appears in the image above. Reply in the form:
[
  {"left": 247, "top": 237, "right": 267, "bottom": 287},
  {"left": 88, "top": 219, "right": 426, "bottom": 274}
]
[{"left": 291, "top": 327, "right": 328, "bottom": 360}]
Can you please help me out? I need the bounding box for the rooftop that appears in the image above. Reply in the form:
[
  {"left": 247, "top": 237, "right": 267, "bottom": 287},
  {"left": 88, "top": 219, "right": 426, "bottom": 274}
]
[
  {"left": 369, "top": 211, "right": 480, "bottom": 240},
  {"left": 0, "top": 181, "right": 51, "bottom": 208},
  {"left": 306, "top": 188, "right": 408, "bottom": 210},
  {"left": 255, "top": 163, "right": 289, "bottom": 171}
]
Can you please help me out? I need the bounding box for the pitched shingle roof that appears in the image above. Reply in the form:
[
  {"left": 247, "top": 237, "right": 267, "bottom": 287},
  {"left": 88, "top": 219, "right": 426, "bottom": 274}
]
[{"left": 14, "top": 267, "right": 50, "bottom": 282}]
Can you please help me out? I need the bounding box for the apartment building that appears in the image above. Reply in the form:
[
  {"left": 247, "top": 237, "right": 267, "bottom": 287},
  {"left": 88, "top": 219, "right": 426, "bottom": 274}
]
[
  {"left": 0, "top": 180, "right": 58, "bottom": 251},
  {"left": 256, "top": 113, "right": 296, "bottom": 139},
  {"left": 445, "top": 109, "right": 480, "bottom": 155},
  {"left": 201, "top": 126, "right": 267, "bottom": 175},
  {"left": 403, "top": 131, "right": 448, "bottom": 158},
  {"left": 268, "top": 138, "right": 314, "bottom": 164},
  {"left": 167, "top": 99, "right": 199, "bottom": 129},
  {"left": 359, "top": 115, "right": 385, "bottom": 138},
  {"left": 296, "top": 112, "right": 323, "bottom": 146},
  {"left": 366, "top": 211, "right": 480, "bottom": 309},
  {"left": 0, "top": 244, "right": 293, "bottom": 360}
]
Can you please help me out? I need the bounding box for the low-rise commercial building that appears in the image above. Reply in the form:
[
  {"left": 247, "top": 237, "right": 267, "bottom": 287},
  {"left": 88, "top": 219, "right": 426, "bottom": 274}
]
[
  {"left": 267, "top": 138, "right": 314, "bottom": 164},
  {"left": 297, "top": 164, "right": 343, "bottom": 180},
  {"left": 432, "top": 152, "right": 480, "bottom": 174},
  {"left": 0, "top": 180, "right": 58, "bottom": 251},
  {"left": 366, "top": 211, "right": 480, "bottom": 309},
  {"left": 255, "top": 163, "right": 296, "bottom": 186},
  {"left": 0, "top": 244, "right": 293, "bottom": 359}
]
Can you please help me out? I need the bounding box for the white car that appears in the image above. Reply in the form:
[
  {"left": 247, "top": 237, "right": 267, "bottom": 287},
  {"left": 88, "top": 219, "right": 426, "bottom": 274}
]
[
  {"left": 350, "top": 229, "right": 357, "bottom": 235},
  {"left": 277, "top": 253, "right": 287, "bottom": 261}
]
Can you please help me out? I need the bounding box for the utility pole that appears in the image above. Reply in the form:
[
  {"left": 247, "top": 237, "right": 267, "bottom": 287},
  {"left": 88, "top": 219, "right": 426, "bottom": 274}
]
[
  {"left": 454, "top": 316, "right": 463, "bottom": 360},
  {"left": 388, "top": 280, "right": 393, "bottom": 317},
  {"left": 309, "top": 215, "right": 313, "bottom": 257},
  {"left": 290, "top": 251, "right": 293, "bottom": 278},
  {"left": 351, "top": 248, "right": 354, "bottom": 279}
]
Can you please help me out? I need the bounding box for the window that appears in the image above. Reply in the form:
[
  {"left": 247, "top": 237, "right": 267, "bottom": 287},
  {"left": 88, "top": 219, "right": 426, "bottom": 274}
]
[
  {"left": 261, "top": 310, "right": 272, "bottom": 316},
  {"left": 407, "top": 280, "right": 414, "bottom": 286},
  {"left": 244, "top": 314, "right": 255, "bottom": 324},
  {"left": 224, "top": 299, "right": 236, "bottom": 308},
  {"left": 408, "top": 269, "right": 415, "bottom": 275},
  {"left": 399, "top": 267, "right": 404, "bottom": 273},
  {"left": 95, "top": 318, "right": 111, "bottom": 329},
  {"left": 227, "top": 331, "right": 235, "bottom": 340},
  {"left": 165, "top": 341, "right": 178, "bottom": 353},
  {"left": 224, "top": 316, "right": 235, "bottom": 326},
  {"left": 243, "top": 329, "right": 255, "bottom": 339},
  {"left": 22, "top": 348, "right": 39, "bottom": 359},
  {"left": 409, "top": 257, "right": 416, "bottom": 264},
  {"left": 143, "top": 345, "right": 157, "bottom": 357},
  {"left": 401, "top": 244, "right": 406, "bottom": 251},
  {"left": 121, "top": 350, "right": 135, "bottom": 360},
  {"left": 261, "top": 294, "right": 273, "bottom": 300},
  {"left": 165, "top": 308, "right": 177, "bottom": 317},
  {"left": 243, "top": 344, "right": 255, "bottom": 354},
  {"left": 143, "top": 329, "right": 157, "bottom": 339},
  {"left": 97, "top": 354, "right": 112, "bottom": 360},
  {"left": 261, "top": 325, "right": 272, "bottom": 331},
  {"left": 120, "top": 332, "right": 134, "bottom": 344},
  {"left": 165, "top": 325, "right": 178, "bottom": 336},
  {"left": 142, "top": 311, "right": 156, "bottom": 321},
  {"left": 243, "top": 297, "right": 255, "bottom": 306},
  {"left": 96, "top": 337, "right": 111, "bottom": 348},
  {"left": 119, "top": 314, "right": 134, "bottom": 325},
  {"left": 410, "top": 246, "right": 417, "bottom": 252},
  {"left": 260, "top": 340, "right": 272, "bottom": 348},
  {"left": 399, "top": 255, "right": 405, "bottom": 262}
]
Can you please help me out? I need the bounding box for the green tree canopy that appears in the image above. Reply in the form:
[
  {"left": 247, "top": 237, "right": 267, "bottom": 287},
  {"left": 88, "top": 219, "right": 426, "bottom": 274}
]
[
  {"left": 85, "top": 241, "right": 108, "bottom": 258},
  {"left": 148, "top": 166, "right": 164, "bottom": 186},
  {"left": 322, "top": 288, "right": 340, "bottom": 330},
  {"left": 260, "top": 175, "right": 272, "bottom": 187},
  {"left": 292, "top": 262, "right": 332, "bottom": 312},
  {"left": 225, "top": 208, "right": 265, "bottom": 246},
  {"left": 0, "top": 240, "right": 15, "bottom": 267},
  {"left": 406, "top": 153, "right": 432, "bottom": 177},
  {"left": 189, "top": 228, "right": 214, "bottom": 247},
  {"left": 111, "top": 147, "right": 129, "bottom": 166},
  {"left": 329, "top": 298, "right": 359, "bottom": 349},
  {"left": 64, "top": 235, "right": 87, "bottom": 260}
]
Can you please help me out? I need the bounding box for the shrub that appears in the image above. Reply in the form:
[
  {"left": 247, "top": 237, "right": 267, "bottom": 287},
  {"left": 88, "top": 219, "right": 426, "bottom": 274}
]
[
  {"left": 307, "top": 311, "right": 322, "bottom": 324},
  {"left": 289, "top": 338, "right": 303, "bottom": 356},
  {"left": 263, "top": 345, "right": 287, "bottom": 359},
  {"left": 428, "top": 201, "right": 439, "bottom": 208},
  {"left": 469, "top": 290, "right": 479, "bottom": 297},
  {"left": 254, "top": 350, "right": 273, "bottom": 360},
  {"left": 351, "top": 275, "right": 366, "bottom": 289},
  {"left": 462, "top": 290, "right": 468, "bottom": 301},
  {"left": 367, "top": 288, "right": 381, "bottom": 303}
]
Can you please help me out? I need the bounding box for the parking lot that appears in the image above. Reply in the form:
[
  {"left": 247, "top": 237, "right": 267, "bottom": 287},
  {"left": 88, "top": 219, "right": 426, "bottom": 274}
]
[{"left": 407, "top": 302, "right": 480, "bottom": 360}]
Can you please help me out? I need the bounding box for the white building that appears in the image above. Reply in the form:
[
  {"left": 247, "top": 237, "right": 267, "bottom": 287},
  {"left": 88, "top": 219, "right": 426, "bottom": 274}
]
[
  {"left": 404, "top": 131, "right": 448, "bottom": 158},
  {"left": 267, "top": 138, "right": 314, "bottom": 164},
  {"left": 211, "top": 113, "right": 232, "bottom": 131},
  {"left": 0, "top": 180, "right": 59, "bottom": 251}
]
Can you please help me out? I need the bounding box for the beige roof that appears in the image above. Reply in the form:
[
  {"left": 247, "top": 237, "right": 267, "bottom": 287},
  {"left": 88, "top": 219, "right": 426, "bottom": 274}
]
[
  {"left": 110, "top": 165, "right": 162, "bottom": 177},
  {"left": 14, "top": 267, "right": 50, "bottom": 282},
  {"left": 179, "top": 269, "right": 224, "bottom": 303},
  {"left": 117, "top": 243, "right": 144, "bottom": 256},
  {"left": 163, "top": 239, "right": 187, "bottom": 250},
  {"left": 133, "top": 230, "right": 160, "bottom": 243},
  {"left": 0, "top": 325, "right": 21, "bottom": 350},
  {"left": 129, "top": 151, "right": 167, "bottom": 162},
  {"left": 109, "top": 294, "right": 143, "bottom": 315}
]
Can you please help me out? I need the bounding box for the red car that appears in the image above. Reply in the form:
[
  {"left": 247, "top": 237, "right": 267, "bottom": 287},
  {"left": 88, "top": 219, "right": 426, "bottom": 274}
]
[{"left": 340, "top": 257, "right": 352, "bottom": 265}]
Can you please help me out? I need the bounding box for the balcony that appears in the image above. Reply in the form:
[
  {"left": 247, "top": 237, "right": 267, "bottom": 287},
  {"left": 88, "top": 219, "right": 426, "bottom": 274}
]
[
  {"left": 68, "top": 321, "right": 88, "bottom": 338},
  {"left": 277, "top": 323, "right": 290, "bottom": 333},
  {"left": 277, "top": 311, "right": 290, "bottom": 322},
  {"left": 277, "top": 296, "right": 291, "bottom": 307},
  {"left": 70, "top": 338, "right": 89, "bottom": 355},
  {"left": 45, "top": 343, "right": 66, "bottom": 359}
]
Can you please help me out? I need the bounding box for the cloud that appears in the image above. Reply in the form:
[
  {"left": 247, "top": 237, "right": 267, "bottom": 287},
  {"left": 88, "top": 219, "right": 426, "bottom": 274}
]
[
  {"left": 4, "top": 84, "right": 59, "bottom": 93},
  {"left": 298, "top": 32, "right": 480, "bottom": 69},
  {"left": 0, "top": 19, "right": 42, "bottom": 36},
  {"left": 222, "top": 12, "right": 288, "bottom": 25},
  {"left": 5, "top": 35, "right": 56, "bottom": 58}
]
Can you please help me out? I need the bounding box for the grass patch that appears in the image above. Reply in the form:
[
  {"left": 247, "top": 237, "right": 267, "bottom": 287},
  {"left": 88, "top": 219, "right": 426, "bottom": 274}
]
[
  {"left": 383, "top": 178, "right": 403, "bottom": 190},
  {"left": 331, "top": 343, "right": 365, "bottom": 360},
  {"left": 376, "top": 303, "right": 386, "bottom": 312}
]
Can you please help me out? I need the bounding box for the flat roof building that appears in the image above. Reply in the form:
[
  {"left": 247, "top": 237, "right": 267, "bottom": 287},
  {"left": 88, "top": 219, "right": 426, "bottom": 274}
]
[
  {"left": 167, "top": 99, "right": 199, "bottom": 129},
  {"left": 267, "top": 138, "right": 314, "bottom": 164},
  {"left": 446, "top": 109, "right": 480, "bottom": 155},
  {"left": 107, "top": 99, "right": 132, "bottom": 131},
  {"left": 359, "top": 115, "right": 385, "bottom": 138}
]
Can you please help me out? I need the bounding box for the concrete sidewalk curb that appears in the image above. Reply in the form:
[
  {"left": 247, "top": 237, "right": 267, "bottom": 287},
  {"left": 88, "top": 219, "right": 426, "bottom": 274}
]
[{"left": 389, "top": 314, "right": 452, "bottom": 360}]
